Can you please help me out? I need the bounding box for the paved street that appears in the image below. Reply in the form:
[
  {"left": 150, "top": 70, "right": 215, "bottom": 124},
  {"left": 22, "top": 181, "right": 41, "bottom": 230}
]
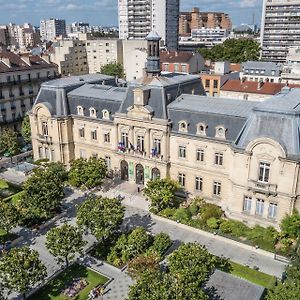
[{"left": 8, "top": 182, "right": 287, "bottom": 299}]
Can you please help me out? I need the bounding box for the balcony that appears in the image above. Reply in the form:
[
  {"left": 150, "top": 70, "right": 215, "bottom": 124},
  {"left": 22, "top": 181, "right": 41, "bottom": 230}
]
[
  {"left": 247, "top": 179, "right": 277, "bottom": 196},
  {"left": 37, "top": 134, "right": 53, "bottom": 145}
]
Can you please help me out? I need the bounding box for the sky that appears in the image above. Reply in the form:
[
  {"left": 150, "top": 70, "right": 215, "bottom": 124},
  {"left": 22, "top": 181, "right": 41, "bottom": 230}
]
[{"left": 0, "top": 0, "right": 263, "bottom": 27}]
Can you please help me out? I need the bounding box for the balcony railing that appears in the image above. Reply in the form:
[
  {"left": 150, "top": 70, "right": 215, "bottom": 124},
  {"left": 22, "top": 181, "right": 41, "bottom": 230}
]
[{"left": 247, "top": 179, "right": 278, "bottom": 196}]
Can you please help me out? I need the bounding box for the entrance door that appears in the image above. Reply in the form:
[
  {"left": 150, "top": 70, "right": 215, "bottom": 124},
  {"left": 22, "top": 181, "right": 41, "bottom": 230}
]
[
  {"left": 120, "top": 160, "right": 129, "bottom": 181},
  {"left": 135, "top": 164, "right": 144, "bottom": 185},
  {"left": 151, "top": 168, "right": 160, "bottom": 180}
]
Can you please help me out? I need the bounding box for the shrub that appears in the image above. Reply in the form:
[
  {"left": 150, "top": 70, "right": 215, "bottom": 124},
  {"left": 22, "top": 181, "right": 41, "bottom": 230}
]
[
  {"left": 247, "top": 226, "right": 277, "bottom": 251},
  {"left": 200, "top": 203, "right": 223, "bottom": 222},
  {"left": 149, "top": 233, "right": 172, "bottom": 258},
  {"left": 173, "top": 208, "right": 191, "bottom": 222},
  {"left": 159, "top": 207, "right": 176, "bottom": 218},
  {"left": 280, "top": 212, "right": 300, "bottom": 239},
  {"left": 188, "top": 203, "right": 199, "bottom": 216},
  {"left": 207, "top": 217, "right": 221, "bottom": 230},
  {"left": 220, "top": 220, "right": 249, "bottom": 237}
]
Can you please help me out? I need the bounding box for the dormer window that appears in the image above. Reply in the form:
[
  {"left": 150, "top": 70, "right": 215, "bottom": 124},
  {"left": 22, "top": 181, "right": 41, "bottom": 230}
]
[
  {"left": 179, "top": 121, "right": 188, "bottom": 133},
  {"left": 102, "top": 109, "right": 110, "bottom": 120},
  {"left": 77, "top": 106, "right": 84, "bottom": 116},
  {"left": 89, "top": 107, "right": 97, "bottom": 118},
  {"left": 215, "top": 126, "right": 226, "bottom": 139},
  {"left": 197, "top": 123, "right": 206, "bottom": 136}
]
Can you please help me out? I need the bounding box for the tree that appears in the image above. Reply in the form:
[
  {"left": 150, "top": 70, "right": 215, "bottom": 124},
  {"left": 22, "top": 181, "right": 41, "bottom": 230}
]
[
  {"left": 21, "top": 115, "right": 31, "bottom": 144},
  {"left": 100, "top": 62, "right": 124, "bottom": 78},
  {"left": 266, "top": 281, "right": 300, "bottom": 300},
  {"left": 127, "top": 253, "right": 160, "bottom": 279},
  {"left": 19, "top": 163, "right": 66, "bottom": 220},
  {"left": 68, "top": 157, "right": 108, "bottom": 190},
  {"left": 280, "top": 211, "right": 300, "bottom": 239},
  {"left": 46, "top": 223, "right": 86, "bottom": 267},
  {"left": 144, "top": 178, "right": 180, "bottom": 211},
  {"left": 77, "top": 196, "right": 125, "bottom": 241},
  {"left": 0, "top": 201, "right": 20, "bottom": 232},
  {"left": 198, "top": 38, "right": 260, "bottom": 63},
  {"left": 147, "top": 232, "right": 172, "bottom": 259},
  {"left": 0, "top": 129, "right": 20, "bottom": 156},
  {"left": 0, "top": 247, "right": 47, "bottom": 299}
]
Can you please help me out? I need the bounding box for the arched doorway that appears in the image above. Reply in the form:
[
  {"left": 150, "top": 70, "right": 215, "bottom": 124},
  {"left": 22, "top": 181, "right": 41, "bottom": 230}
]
[
  {"left": 136, "top": 164, "right": 144, "bottom": 185},
  {"left": 120, "top": 160, "right": 129, "bottom": 181},
  {"left": 151, "top": 168, "right": 160, "bottom": 180}
]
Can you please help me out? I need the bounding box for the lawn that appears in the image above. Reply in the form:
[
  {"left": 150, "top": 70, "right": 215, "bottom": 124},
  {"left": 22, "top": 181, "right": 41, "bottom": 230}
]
[
  {"left": 0, "top": 179, "right": 9, "bottom": 190},
  {"left": 29, "top": 264, "right": 109, "bottom": 300},
  {"left": 225, "top": 261, "right": 276, "bottom": 288},
  {"left": 0, "top": 179, "right": 22, "bottom": 199}
]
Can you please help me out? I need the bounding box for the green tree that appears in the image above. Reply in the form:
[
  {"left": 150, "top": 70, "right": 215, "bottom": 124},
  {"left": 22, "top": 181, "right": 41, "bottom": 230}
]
[
  {"left": 198, "top": 38, "right": 260, "bottom": 63},
  {"left": 19, "top": 163, "right": 66, "bottom": 220},
  {"left": 100, "top": 62, "right": 124, "bottom": 78},
  {"left": 0, "top": 201, "right": 20, "bottom": 232},
  {"left": 144, "top": 178, "right": 180, "bottom": 211},
  {"left": 0, "top": 129, "right": 20, "bottom": 156},
  {"left": 280, "top": 211, "right": 300, "bottom": 239},
  {"left": 266, "top": 281, "right": 300, "bottom": 300},
  {"left": 0, "top": 247, "right": 47, "bottom": 299},
  {"left": 147, "top": 232, "right": 172, "bottom": 259},
  {"left": 127, "top": 253, "right": 160, "bottom": 279},
  {"left": 21, "top": 115, "right": 31, "bottom": 144},
  {"left": 77, "top": 196, "right": 125, "bottom": 241},
  {"left": 68, "top": 157, "right": 108, "bottom": 190},
  {"left": 46, "top": 223, "right": 86, "bottom": 267}
]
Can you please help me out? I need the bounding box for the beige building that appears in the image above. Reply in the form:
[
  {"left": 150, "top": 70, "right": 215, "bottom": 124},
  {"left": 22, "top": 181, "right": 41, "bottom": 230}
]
[
  {"left": 0, "top": 51, "right": 57, "bottom": 132},
  {"left": 30, "top": 34, "right": 300, "bottom": 229}
]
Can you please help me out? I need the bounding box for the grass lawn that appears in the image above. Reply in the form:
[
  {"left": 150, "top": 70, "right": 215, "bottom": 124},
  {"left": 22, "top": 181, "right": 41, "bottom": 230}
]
[
  {"left": 29, "top": 264, "right": 109, "bottom": 300},
  {"left": 0, "top": 179, "right": 22, "bottom": 199},
  {"left": 226, "top": 261, "right": 276, "bottom": 288},
  {"left": 0, "top": 228, "right": 18, "bottom": 243},
  {"left": 0, "top": 179, "right": 9, "bottom": 190}
]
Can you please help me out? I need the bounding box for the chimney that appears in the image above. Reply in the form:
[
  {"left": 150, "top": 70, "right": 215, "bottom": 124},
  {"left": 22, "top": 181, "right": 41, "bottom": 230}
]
[
  {"left": 0, "top": 57, "right": 11, "bottom": 68},
  {"left": 175, "top": 51, "right": 178, "bottom": 57},
  {"left": 257, "top": 80, "right": 264, "bottom": 90}
]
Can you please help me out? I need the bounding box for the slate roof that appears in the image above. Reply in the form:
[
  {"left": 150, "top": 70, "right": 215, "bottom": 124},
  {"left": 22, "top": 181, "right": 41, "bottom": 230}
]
[
  {"left": 204, "top": 270, "right": 265, "bottom": 300},
  {"left": 160, "top": 51, "right": 194, "bottom": 63},
  {"left": 242, "top": 61, "right": 282, "bottom": 76},
  {"left": 0, "top": 51, "right": 56, "bottom": 73},
  {"left": 221, "top": 80, "right": 284, "bottom": 95}
]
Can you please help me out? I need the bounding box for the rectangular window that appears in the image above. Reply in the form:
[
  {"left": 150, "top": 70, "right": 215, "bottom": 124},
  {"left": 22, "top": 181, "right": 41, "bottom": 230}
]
[
  {"left": 179, "top": 145, "right": 186, "bottom": 158},
  {"left": 181, "top": 64, "right": 187, "bottom": 73},
  {"left": 213, "top": 80, "right": 218, "bottom": 89},
  {"left": 196, "top": 149, "right": 204, "bottom": 162},
  {"left": 137, "top": 135, "right": 145, "bottom": 152},
  {"left": 178, "top": 173, "right": 185, "bottom": 187},
  {"left": 256, "top": 199, "right": 264, "bottom": 216},
  {"left": 105, "top": 156, "right": 111, "bottom": 170},
  {"left": 153, "top": 138, "right": 161, "bottom": 155},
  {"left": 91, "top": 129, "right": 97, "bottom": 140},
  {"left": 79, "top": 149, "right": 86, "bottom": 158},
  {"left": 268, "top": 203, "right": 277, "bottom": 219},
  {"left": 213, "top": 181, "right": 221, "bottom": 196},
  {"left": 51, "top": 150, "right": 55, "bottom": 161},
  {"left": 243, "top": 196, "right": 252, "bottom": 213},
  {"left": 121, "top": 132, "right": 129, "bottom": 148},
  {"left": 79, "top": 127, "right": 85, "bottom": 138},
  {"left": 42, "top": 122, "right": 48, "bottom": 136},
  {"left": 104, "top": 132, "right": 110, "bottom": 143},
  {"left": 205, "top": 79, "right": 210, "bottom": 88},
  {"left": 174, "top": 64, "right": 179, "bottom": 72},
  {"left": 215, "top": 152, "right": 223, "bottom": 166},
  {"left": 38, "top": 147, "right": 43, "bottom": 158},
  {"left": 195, "top": 176, "right": 203, "bottom": 191},
  {"left": 259, "top": 162, "right": 270, "bottom": 183},
  {"left": 45, "top": 148, "right": 50, "bottom": 159}
]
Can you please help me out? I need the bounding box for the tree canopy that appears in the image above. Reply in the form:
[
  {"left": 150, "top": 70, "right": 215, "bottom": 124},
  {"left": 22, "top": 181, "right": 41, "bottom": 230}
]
[
  {"left": 68, "top": 157, "right": 108, "bottom": 190},
  {"left": 19, "top": 162, "right": 66, "bottom": 220},
  {"left": 0, "top": 129, "right": 20, "bottom": 156},
  {"left": 280, "top": 211, "right": 300, "bottom": 239},
  {"left": 198, "top": 38, "right": 260, "bottom": 63},
  {"left": 46, "top": 223, "right": 86, "bottom": 267},
  {"left": 77, "top": 196, "right": 125, "bottom": 241},
  {"left": 21, "top": 115, "right": 31, "bottom": 144},
  {"left": 0, "top": 247, "right": 47, "bottom": 299},
  {"left": 100, "top": 62, "right": 124, "bottom": 78},
  {"left": 0, "top": 201, "right": 20, "bottom": 232},
  {"left": 144, "top": 178, "right": 180, "bottom": 211}
]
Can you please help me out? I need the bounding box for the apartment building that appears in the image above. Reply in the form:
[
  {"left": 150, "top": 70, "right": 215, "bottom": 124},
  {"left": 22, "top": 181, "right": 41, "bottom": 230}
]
[
  {"left": 40, "top": 19, "right": 66, "bottom": 41},
  {"left": 30, "top": 34, "right": 300, "bottom": 229},
  {"left": 191, "top": 27, "right": 228, "bottom": 46},
  {"left": 118, "top": 0, "right": 179, "bottom": 50},
  {"left": 0, "top": 52, "right": 57, "bottom": 132},
  {"left": 241, "top": 61, "right": 282, "bottom": 83},
  {"left": 179, "top": 7, "right": 232, "bottom": 36},
  {"left": 261, "top": 0, "right": 300, "bottom": 62}
]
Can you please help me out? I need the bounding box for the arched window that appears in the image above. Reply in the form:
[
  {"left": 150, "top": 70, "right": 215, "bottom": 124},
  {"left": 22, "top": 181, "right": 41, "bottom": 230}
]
[
  {"left": 178, "top": 121, "right": 188, "bottom": 133},
  {"left": 77, "top": 106, "right": 84, "bottom": 116},
  {"left": 215, "top": 126, "right": 226, "bottom": 139},
  {"left": 102, "top": 109, "right": 110, "bottom": 120},
  {"left": 197, "top": 123, "right": 206, "bottom": 136},
  {"left": 89, "top": 107, "right": 97, "bottom": 118}
]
